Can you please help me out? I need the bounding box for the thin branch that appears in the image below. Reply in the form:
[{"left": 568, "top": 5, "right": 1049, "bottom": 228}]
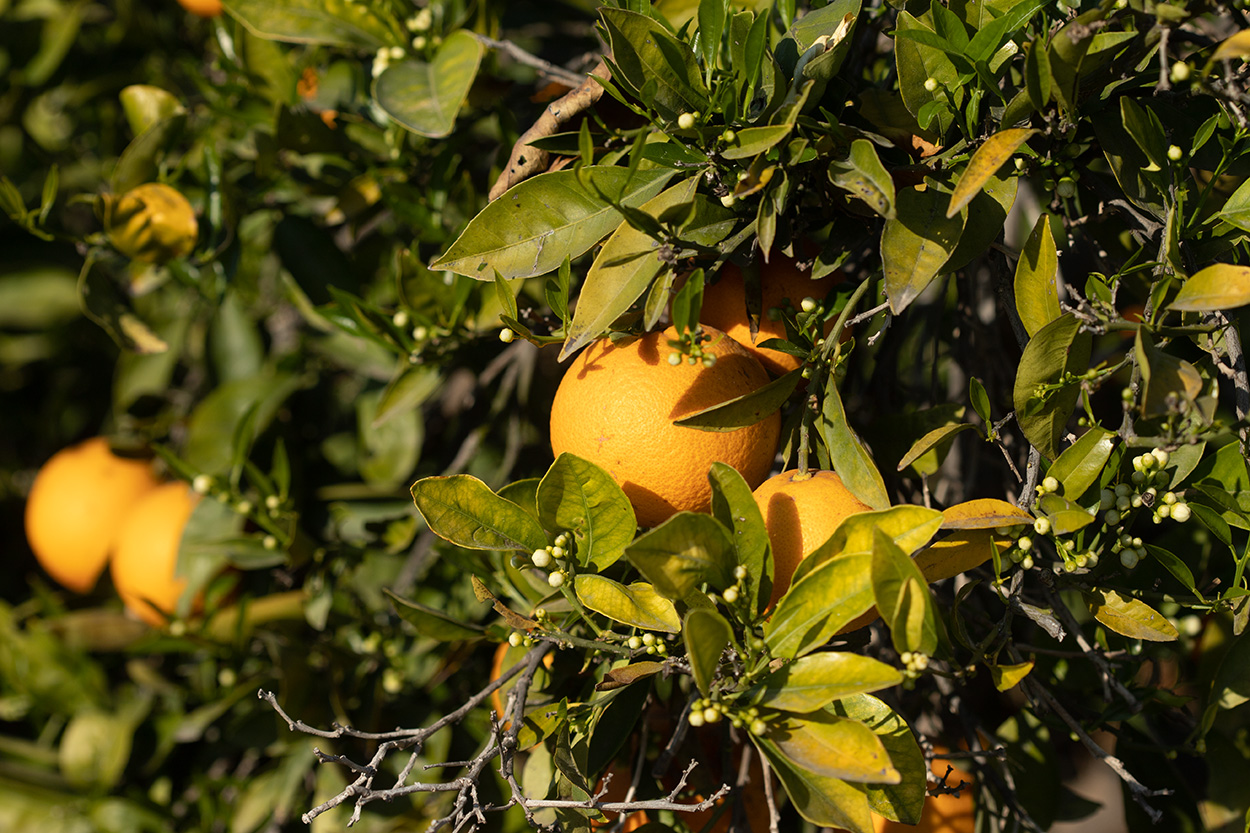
[{"left": 472, "top": 33, "right": 587, "bottom": 89}]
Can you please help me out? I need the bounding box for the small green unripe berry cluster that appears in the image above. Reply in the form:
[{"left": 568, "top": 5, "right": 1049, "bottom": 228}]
[
  {"left": 689, "top": 699, "right": 766, "bottom": 734},
  {"left": 668, "top": 330, "right": 718, "bottom": 368},
  {"left": 627, "top": 631, "right": 668, "bottom": 656},
  {"left": 715, "top": 565, "right": 750, "bottom": 606},
  {"left": 676, "top": 111, "right": 699, "bottom": 130},
  {"left": 516, "top": 533, "right": 573, "bottom": 586}
]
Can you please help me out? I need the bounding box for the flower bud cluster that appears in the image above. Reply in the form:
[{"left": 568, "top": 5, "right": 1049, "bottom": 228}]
[
  {"left": 626, "top": 631, "right": 668, "bottom": 657},
  {"left": 667, "top": 330, "right": 718, "bottom": 368},
  {"left": 688, "top": 698, "right": 766, "bottom": 734},
  {"left": 512, "top": 532, "right": 573, "bottom": 587},
  {"left": 900, "top": 652, "right": 929, "bottom": 680},
  {"left": 1097, "top": 448, "right": 1191, "bottom": 569}
]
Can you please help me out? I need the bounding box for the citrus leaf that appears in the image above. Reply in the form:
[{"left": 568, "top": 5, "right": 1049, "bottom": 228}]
[
  {"left": 1212, "top": 632, "right": 1250, "bottom": 709},
  {"left": 769, "top": 712, "right": 900, "bottom": 784},
  {"left": 942, "top": 170, "right": 1016, "bottom": 276},
  {"left": 1144, "top": 544, "right": 1199, "bottom": 596},
  {"left": 1170, "top": 263, "right": 1250, "bottom": 312},
  {"left": 596, "top": 661, "right": 665, "bottom": 692},
  {"left": 896, "top": 423, "right": 974, "bottom": 473},
  {"left": 223, "top": 0, "right": 400, "bottom": 48},
  {"left": 765, "top": 551, "right": 874, "bottom": 660},
  {"left": 1036, "top": 494, "right": 1095, "bottom": 535},
  {"left": 827, "top": 139, "right": 896, "bottom": 219},
  {"left": 798, "top": 506, "right": 945, "bottom": 580},
  {"left": 119, "top": 85, "right": 185, "bottom": 136},
  {"left": 914, "top": 530, "right": 1009, "bottom": 583},
  {"left": 1211, "top": 30, "right": 1250, "bottom": 62},
  {"left": 386, "top": 590, "right": 486, "bottom": 641},
  {"left": 537, "top": 453, "right": 636, "bottom": 571},
  {"left": 940, "top": 499, "right": 1034, "bottom": 530},
  {"left": 947, "top": 128, "right": 1035, "bottom": 219},
  {"left": 1024, "top": 37, "right": 1052, "bottom": 109},
  {"left": 1046, "top": 427, "right": 1116, "bottom": 498},
  {"left": 831, "top": 694, "right": 926, "bottom": 824},
  {"left": 721, "top": 124, "right": 796, "bottom": 160},
  {"left": 1014, "top": 213, "right": 1060, "bottom": 337},
  {"left": 1012, "top": 313, "right": 1092, "bottom": 460},
  {"left": 1216, "top": 175, "right": 1250, "bottom": 233},
  {"left": 1047, "top": 8, "right": 1104, "bottom": 112},
  {"left": 111, "top": 114, "right": 186, "bottom": 194},
  {"left": 882, "top": 186, "right": 967, "bottom": 314},
  {"left": 78, "top": 259, "right": 169, "bottom": 355},
  {"left": 755, "top": 652, "right": 903, "bottom": 713},
  {"left": 895, "top": 12, "right": 959, "bottom": 135},
  {"left": 1135, "top": 330, "right": 1202, "bottom": 417},
  {"left": 411, "top": 474, "right": 548, "bottom": 552},
  {"left": 431, "top": 167, "right": 676, "bottom": 279},
  {"left": 1088, "top": 589, "right": 1179, "bottom": 642},
  {"left": 683, "top": 607, "right": 733, "bottom": 698},
  {"left": 574, "top": 575, "right": 680, "bottom": 633},
  {"left": 708, "top": 462, "right": 771, "bottom": 616},
  {"left": 560, "top": 177, "right": 699, "bottom": 360},
  {"left": 989, "top": 659, "right": 1034, "bottom": 691},
  {"left": 600, "top": 8, "right": 709, "bottom": 122},
  {"left": 374, "top": 31, "right": 483, "bottom": 138},
  {"left": 817, "top": 378, "right": 890, "bottom": 510},
  {"left": 675, "top": 367, "right": 801, "bottom": 431},
  {"left": 872, "top": 529, "right": 937, "bottom": 656},
  {"left": 754, "top": 737, "right": 875, "bottom": 833},
  {"left": 625, "top": 512, "right": 735, "bottom": 600}
]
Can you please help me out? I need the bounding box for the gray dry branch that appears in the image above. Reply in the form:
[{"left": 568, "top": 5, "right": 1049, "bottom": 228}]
[{"left": 261, "top": 644, "right": 727, "bottom": 831}]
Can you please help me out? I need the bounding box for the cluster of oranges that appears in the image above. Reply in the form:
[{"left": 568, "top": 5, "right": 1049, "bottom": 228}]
[
  {"left": 24, "top": 437, "right": 199, "bottom": 627},
  {"left": 549, "top": 255, "right": 867, "bottom": 598}
]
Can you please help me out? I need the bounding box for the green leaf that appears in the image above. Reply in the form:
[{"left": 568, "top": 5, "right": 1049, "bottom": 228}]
[
  {"left": 1024, "top": 38, "right": 1052, "bottom": 110},
  {"left": 755, "top": 737, "right": 876, "bottom": 833},
  {"left": 77, "top": 259, "right": 168, "bottom": 355},
  {"left": 769, "top": 711, "right": 900, "bottom": 783},
  {"left": 560, "top": 177, "right": 699, "bottom": 359},
  {"left": 111, "top": 114, "right": 187, "bottom": 194},
  {"left": 574, "top": 576, "right": 680, "bottom": 633},
  {"left": 817, "top": 378, "right": 890, "bottom": 510},
  {"left": 223, "top": 0, "right": 400, "bottom": 48},
  {"left": 969, "top": 376, "right": 991, "bottom": 426},
  {"left": 600, "top": 8, "right": 710, "bottom": 122},
  {"left": 1014, "top": 213, "right": 1060, "bottom": 337},
  {"left": 1212, "top": 632, "right": 1250, "bottom": 709},
  {"left": 675, "top": 367, "right": 800, "bottom": 431},
  {"left": 411, "top": 475, "right": 548, "bottom": 552},
  {"left": 895, "top": 12, "right": 960, "bottom": 135},
  {"left": 947, "top": 129, "right": 1035, "bottom": 218},
  {"left": 537, "top": 454, "right": 636, "bottom": 571},
  {"left": 386, "top": 589, "right": 486, "bottom": 641},
  {"left": 625, "top": 512, "right": 735, "bottom": 600},
  {"left": 1120, "top": 96, "right": 1169, "bottom": 173},
  {"left": 828, "top": 139, "right": 896, "bottom": 219},
  {"left": 1134, "top": 330, "right": 1202, "bottom": 418},
  {"left": 1036, "top": 494, "right": 1095, "bottom": 535},
  {"left": 1170, "top": 263, "right": 1250, "bottom": 312},
  {"left": 683, "top": 608, "right": 733, "bottom": 697},
  {"left": 432, "top": 167, "right": 676, "bottom": 279},
  {"left": 765, "top": 551, "right": 874, "bottom": 659},
  {"left": 1216, "top": 177, "right": 1250, "bottom": 233},
  {"left": 803, "top": 505, "right": 946, "bottom": 578},
  {"left": 1047, "top": 8, "right": 1104, "bottom": 112},
  {"left": 755, "top": 652, "right": 903, "bottom": 712},
  {"left": 1011, "top": 313, "right": 1092, "bottom": 459},
  {"left": 59, "top": 710, "right": 137, "bottom": 790},
  {"left": 882, "top": 186, "right": 967, "bottom": 314},
  {"left": 871, "top": 529, "right": 937, "bottom": 655},
  {"left": 708, "top": 462, "right": 771, "bottom": 615},
  {"left": 183, "top": 371, "right": 304, "bottom": 475},
  {"left": 118, "top": 85, "right": 185, "bottom": 136},
  {"left": 832, "top": 694, "right": 926, "bottom": 824},
  {"left": 1046, "top": 427, "right": 1115, "bottom": 498},
  {"left": 721, "top": 124, "right": 796, "bottom": 160},
  {"left": 896, "top": 423, "right": 974, "bottom": 474},
  {"left": 1144, "top": 545, "right": 1199, "bottom": 596},
  {"left": 374, "top": 31, "right": 483, "bottom": 138},
  {"left": 697, "top": 0, "right": 727, "bottom": 70},
  {"left": 942, "top": 170, "right": 1016, "bottom": 275},
  {"left": 1087, "top": 589, "right": 1179, "bottom": 642}
]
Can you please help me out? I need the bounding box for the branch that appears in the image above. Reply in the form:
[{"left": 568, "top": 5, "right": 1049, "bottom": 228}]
[{"left": 472, "top": 33, "right": 586, "bottom": 89}]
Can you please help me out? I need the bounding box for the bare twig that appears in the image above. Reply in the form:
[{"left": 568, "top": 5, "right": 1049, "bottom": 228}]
[
  {"left": 488, "top": 60, "right": 612, "bottom": 201},
  {"left": 471, "top": 33, "right": 586, "bottom": 89}
]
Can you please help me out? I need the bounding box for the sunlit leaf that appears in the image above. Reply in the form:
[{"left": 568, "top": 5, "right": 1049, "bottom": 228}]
[
  {"left": 828, "top": 139, "right": 896, "bottom": 219},
  {"left": 537, "top": 453, "right": 636, "bottom": 571},
  {"left": 1012, "top": 313, "right": 1092, "bottom": 459},
  {"left": 755, "top": 736, "right": 876, "bottom": 833},
  {"left": 882, "top": 186, "right": 966, "bottom": 314},
  {"left": 675, "top": 368, "right": 800, "bottom": 431},
  {"left": 375, "top": 32, "right": 483, "bottom": 138},
  {"left": 574, "top": 576, "right": 680, "bottom": 633},
  {"left": 940, "top": 499, "right": 1033, "bottom": 530},
  {"left": 769, "top": 711, "right": 900, "bottom": 783},
  {"left": 412, "top": 475, "right": 548, "bottom": 552},
  {"left": 989, "top": 660, "right": 1034, "bottom": 691},
  {"left": 1087, "top": 589, "right": 1178, "bottom": 642},
  {"left": 708, "top": 462, "right": 772, "bottom": 615},
  {"left": 1036, "top": 494, "right": 1095, "bottom": 535},
  {"left": 223, "top": 0, "right": 401, "bottom": 48},
  {"left": 817, "top": 377, "right": 890, "bottom": 509},
  {"left": 872, "top": 529, "right": 937, "bottom": 655},
  {"left": 1046, "top": 427, "right": 1115, "bottom": 498},
  {"left": 1014, "top": 213, "right": 1060, "bottom": 337},
  {"left": 600, "top": 8, "right": 710, "bottom": 121},
  {"left": 1170, "top": 263, "right": 1250, "bottom": 312},
  {"left": 755, "top": 652, "right": 903, "bottom": 712},
  {"left": 832, "top": 694, "right": 926, "bottom": 824},
  {"left": 625, "top": 512, "right": 735, "bottom": 600},
  {"left": 1134, "top": 330, "right": 1202, "bottom": 417},
  {"left": 914, "top": 530, "right": 1008, "bottom": 583},
  {"left": 765, "top": 551, "right": 875, "bottom": 659},
  {"left": 947, "top": 129, "right": 1035, "bottom": 218},
  {"left": 683, "top": 608, "right": 733, "bottom": 697}
]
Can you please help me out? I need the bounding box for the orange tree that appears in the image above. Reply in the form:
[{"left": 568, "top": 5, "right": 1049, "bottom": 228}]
[{"left": 2, "top": 0, "right": 1250, "bottom": 831}]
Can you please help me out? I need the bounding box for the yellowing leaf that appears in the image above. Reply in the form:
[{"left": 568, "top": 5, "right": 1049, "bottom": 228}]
[
  {"left": 882, "top": 187, "right": 967, "bottom": 314},
  {"left": 947, "top": 128, "right": 1036, "bottom": 218},
  {"left": 1088, "top": 589, "right": 1179, "bottom": 642},
  {"left": 1212, "top": 30, "right": 1250, "bottom": 62},
  {"left": 573, "top": 575, "right": 681, "bottom": 633},
  {"left": 941, "top": 499, "right": 1033, "bottom": 530},
  {"left": 915, "top": 530, "right": 1009, "bottom": 583},
  {"left": 989, "top": 659, "right": 1035, "bottom": 691},
  {"left": 770, "top": 712, "right": 901, "bottom": 784},
  {"left": 1014, "top": 213, "right": 1060, "bottom": 337},
  {"left": 1169, "top": 263, "right": 1250, "bottom": 313}
]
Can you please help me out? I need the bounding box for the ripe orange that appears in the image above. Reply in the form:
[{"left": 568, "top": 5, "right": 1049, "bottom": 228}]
[
  {"left": 700, "top": 255, "right": 845, "bottom": 376},
  {"left": 24, "top": 438, "right": 162, "bottom": 594},
  {"left": 752, "top": 470, "right": 873, "bottom": 609},
  {"left": 176, "top": 0, "right": 223, "bottom": 17},
  {"left": 550, "top": 326, "right": 781, "bottom": 528},
  {"left": 103, "top": 183, "right": 198, "bottom": 263},
  {"left": 110, "top": 482, "right": 200, "bottom": 626}
]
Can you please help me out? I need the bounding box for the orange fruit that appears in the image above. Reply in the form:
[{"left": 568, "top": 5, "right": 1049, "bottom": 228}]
[
  {"left": 103, "top": 183, "right": 198, "bottom": 263},
  {"left": 24, "top": 438, "right": 162, "bottom": 594},
  {"left": 875, "top": 748, "right": 974, "bottom": 833},
  {"left": 110, "top": 482, "right": 200, "bottom": 626},
  {"left": 700, "top": 255, "right": 845, "bottom": 376},
  {"left": 752, "top": 470, "right": 873, "bottom": 609},
  {"left": 550, "top": 326, "right": 781, "bottom": 528},
  {"left": 176, "top": 0, "right": 223, "bottom": 17}
]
